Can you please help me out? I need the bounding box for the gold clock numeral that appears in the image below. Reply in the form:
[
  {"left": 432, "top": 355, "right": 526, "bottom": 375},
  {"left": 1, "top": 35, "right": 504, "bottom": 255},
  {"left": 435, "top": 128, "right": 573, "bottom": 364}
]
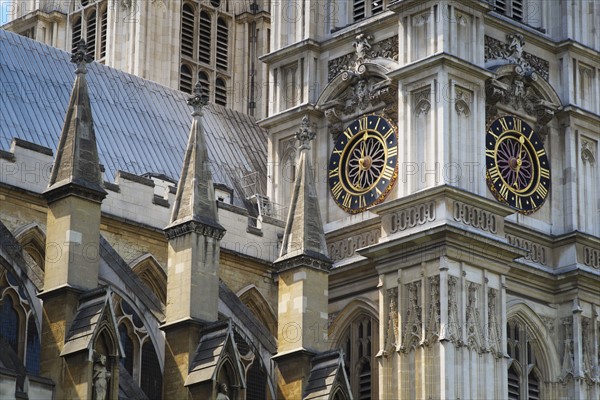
[
  {"left": 375, "top": 187, "right": 382, "bottom": 196},
  {"left": 381, "top": 165, "right": 394, "bottom": 181},
  {"left": 358, "top": 195, "right": 366, "bottom": 209},
  {"left": 499, "top": 117, "right": 509, "bottom": 132},
  {"left": 329, "top": 167, "right": 339, "bottom": 178},
  {"left": 540, "top": 167, "right": 550, "bottom": 180},
  {"left": 488, "top": 166, "right": 500, "bottom": 181},
  {"left": 485, "top": 148, "right": 495, "bottom": 158},
  {"left": 530, "top": 196, "right": 537, "bottom": 208},
  {"left": 358, "top": 116, "right": 368, "bottom": 131},
  {"left": 536, "top": 149, "right": 546, "bottom": 158},
  {"left": 515, "top": 195, "right": 522, "bottom": 209},
  {"left": 331, "top": 181, "right": 343, "bottom": 198},
  {"left": 487, "top": 129, "right": 499, "bottom": 140},
  {"left": 343, "top": 127, "right": 353, "bottom": 140},
  {"left": 499, "top": 184, "right": 510, "bottom": 199},
  {"left": 374, "top": 117, "right": 381, "bottom": 131},
  {"left": 342, "top": 194, "right": 353, "bottom": 209},
  {"left": 387, "top": 146, "right": 397, "bottom": 158},
  {"left": 514, "top": 118, "right": 522, "bottom": 132},
  {"left": 536, "top": 184, "right": 548, "bottom": 198},
  {"left": 333, "top": 148, "right": 343, "bottom": 156}
]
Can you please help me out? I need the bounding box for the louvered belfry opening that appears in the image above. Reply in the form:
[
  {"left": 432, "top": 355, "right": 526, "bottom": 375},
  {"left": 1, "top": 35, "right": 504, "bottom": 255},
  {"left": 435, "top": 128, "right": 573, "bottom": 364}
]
[{"left": 198, "top": 11, "right": 211, "bottom": 64}]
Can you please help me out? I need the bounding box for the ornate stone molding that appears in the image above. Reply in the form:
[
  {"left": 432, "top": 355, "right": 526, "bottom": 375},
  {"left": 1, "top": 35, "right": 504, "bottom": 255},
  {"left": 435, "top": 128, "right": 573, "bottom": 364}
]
[
  {"left": 389, "top": 201, "right": 436, "bottom": 234},
  {"left": 447, "top": 276, "right": 461, "bottom": 344},
  {"left": 328, "top": 35, "right": 399, "bottom": 82},
  {"left": 560, "top": 317, "right": 574, "bottom": 382},
  {"left": 453, "top": 201, "right": 498, "bottom": 234},
  {"left": 275, "top": 254, "right": 331, "bottom": 273},
  {"left": 465, "top": 282, "right": 484, "bottom": 353},
  {"left": 400, "top": 281, "right": 422, "bottom": 353},
  {"left": 385, "top": 287, "right": 399, "bottom": 352},
  {"left": 487, "top": 288, "right": 502, "bottom": 358},
  {"left": 484, "top": 34, "right": 549, "bottom": 81},
  {"left": 164, "top": 220, "right": 225, "bottom": 240},
  {"left": 582, "top": 246, "right": 600, "bottom": 269},
  {"left": 581, "top": 317, "right": 595, "bottom": 381},
  {"left": 455, "top": 87, "right": 472, "bottom": 117},
  {"left": 505, "top": 234, "right": 548, "bottom": 265},
  {"left": 581, "top": 139, "right": 596, "bottom": 165},
  {"left": 327, "top": 228, "right": 380, "bottom": 262},
  {"left": 424, "top": 276, "right": 440, "bottom": 346}
]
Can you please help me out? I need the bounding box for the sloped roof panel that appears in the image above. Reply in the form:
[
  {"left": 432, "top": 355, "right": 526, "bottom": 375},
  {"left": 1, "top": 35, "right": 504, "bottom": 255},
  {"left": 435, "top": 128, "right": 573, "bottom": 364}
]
[{"left": 0, "top": 29, "right": 267, "bottom": 209}]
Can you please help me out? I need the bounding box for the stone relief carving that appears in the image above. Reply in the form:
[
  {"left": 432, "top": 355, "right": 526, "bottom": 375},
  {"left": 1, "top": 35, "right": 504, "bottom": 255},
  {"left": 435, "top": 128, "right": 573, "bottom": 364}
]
[
  {"left": 581, "top": 317, "right": 594, "bottom": 381},
  {"left": 453, "top": 201, "right": 498, "bottom": 234},
  {"left": 484, "top": 34, "right": 549, "bottom": 81},
  {"left": 505, "top": 234, "right": 548, "bottom": 265},
  {"left": 560, "top": 317, "right": 574, "bottom": 381},
  {"left": 328, "top": 228, "right": 380, "bottom": 262},
  {"left": 328, "top": 35, "right": 399, "bottom": 81},
  {"left": 385, "top": 287, "right": 399, "bottom": 351},
  {"left": 541, "top": 316, "right": 555, "bottom": 337},
  {"left": 582, "top": 246, "right": 600, "bottom": 269},
  {"left": 581, "top": 140, "right": 596, "bottom": 165},
  {"left": 390, "top": 202, "right": 436, "bottom": 233},
  {"left": 487, "top": 289, "right": 502, "bottom": 357},
  {"left": 447, "top": 276, "right": 461, "bottom": 344},
  {"left": 424, "top": 276, "right": 440, "bottom": 346},
  {"left": 465, "top": 282, "right": 484, "bottom": 352},
  {"left": 455, "top": 87, "right": 472, "bottom": 116},
  {"left": 401, "top": 281, "right": 422, "bottom": 352},
  {"left": 414, "top": 90, "right": 431, "bottom": 117}
]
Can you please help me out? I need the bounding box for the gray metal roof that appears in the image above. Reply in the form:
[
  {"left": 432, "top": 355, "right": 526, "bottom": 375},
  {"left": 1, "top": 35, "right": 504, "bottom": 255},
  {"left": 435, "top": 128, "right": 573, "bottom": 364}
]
[{"left": 0, "top": 29, "right": 267, "bottom": 209}]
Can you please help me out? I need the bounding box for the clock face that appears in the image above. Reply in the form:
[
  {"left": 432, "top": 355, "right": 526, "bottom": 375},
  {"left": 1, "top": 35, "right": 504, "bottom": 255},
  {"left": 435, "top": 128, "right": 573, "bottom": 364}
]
[
  {"left": 485, "top": 115, "right": 551, "bottom": 214},
  {"left": 328, "top": 115, "right": 398, "bottom": 213}
]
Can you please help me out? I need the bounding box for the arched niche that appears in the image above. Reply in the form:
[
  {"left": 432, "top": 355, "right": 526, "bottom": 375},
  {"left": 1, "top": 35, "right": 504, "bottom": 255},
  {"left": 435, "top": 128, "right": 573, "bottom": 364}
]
[
  {"left": 129, "top": 254, "right": 167, "bottom": 305},
  {"left": 237, "top": 285, "right": 277, "bottom": 337}
]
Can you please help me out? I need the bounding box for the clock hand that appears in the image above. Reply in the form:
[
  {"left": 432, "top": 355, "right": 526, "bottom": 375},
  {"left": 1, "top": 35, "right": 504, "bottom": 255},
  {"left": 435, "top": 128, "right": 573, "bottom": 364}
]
[{"left": 513, "top": 136, "right": 525, "bottom": 188}]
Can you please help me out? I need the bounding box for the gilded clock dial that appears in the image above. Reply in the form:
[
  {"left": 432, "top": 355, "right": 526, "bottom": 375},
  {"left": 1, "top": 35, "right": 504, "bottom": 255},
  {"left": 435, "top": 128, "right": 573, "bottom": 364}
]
[
  {"left": 328, "top": 115, "right": 398, "bottom": 213},
  {"left": 485, "top": 115, "right": 551, "bottom": 214}
]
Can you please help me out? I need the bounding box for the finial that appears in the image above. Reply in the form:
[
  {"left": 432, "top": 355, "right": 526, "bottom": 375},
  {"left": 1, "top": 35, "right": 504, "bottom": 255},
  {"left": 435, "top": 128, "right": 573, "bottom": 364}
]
[
  {"left": 71, "top": 39, "right": 93, "bottom": 74},
  {"left": 187, "top": 81, "right": 209, "bottom": 116},
  {"left": 296, "top": 115, "right": 315, "bottom": 150}
]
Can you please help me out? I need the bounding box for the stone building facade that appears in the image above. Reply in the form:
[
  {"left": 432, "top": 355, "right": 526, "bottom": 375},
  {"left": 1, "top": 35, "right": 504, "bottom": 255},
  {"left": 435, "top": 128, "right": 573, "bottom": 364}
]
[{"left": 1, "top": 0, "right": 599, "bottom": 399}]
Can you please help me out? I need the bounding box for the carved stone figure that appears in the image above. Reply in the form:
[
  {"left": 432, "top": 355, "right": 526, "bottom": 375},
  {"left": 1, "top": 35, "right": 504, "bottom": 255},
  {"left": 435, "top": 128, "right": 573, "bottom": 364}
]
[
  {"left": 216, "top": 383, "right": 230, "bottom": 400},
  {"left": 401, "top": 282, "right": 422, "bottom": 352},
  {"left": 447, "top": 276, "right": 461, "bottom": 344},
  {"left": 487, "top": 289, "right": 501, "bottom": 357},
  {"left": 465, "top": 282, "right": 483, "bottom": 352},
  {"left": 560, "top": 317, "right": 574, "bottom": 381},
  {"left": 93, "top": 354, "right": 111, "bottom": 400},
  {"left": 386, "top": 288, "right": 399, "bottom": 350},
  {"left": 425, "top": 276, "right": 440, "bottom": 345}
]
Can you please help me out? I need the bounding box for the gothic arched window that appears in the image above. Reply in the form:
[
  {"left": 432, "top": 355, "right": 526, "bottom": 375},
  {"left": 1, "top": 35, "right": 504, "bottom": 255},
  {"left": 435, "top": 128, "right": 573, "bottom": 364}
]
[
  {"left": 72, "top": 17, "right": 82, "bottom": 53},
  {"left": 216, "top": 17, "right": 228, "bottom": 71},
  {"left": 25, "top": 314, "right": 40, "bottom": 375},
  {"left": 215, "top": 77, "right": 227, "bottom": 106},
  {"left": 180, "top": 64, "right": 193, "bottom": 94},
  {"left": 337, "top": 313, "right": 377, "bottom": 400},
  {"left": 198, "top": 11, "right": 212, "bottom": 64},
  {"left": 506, "top": 319, "right": 543, "bottom": 399},
  {"left": 181, "top": 2, "right": 195, "bottom": 59},
  {"left": 119, "top": 323, "right": 135, "bottom": 376},
  {"left": 0, "top": 295, "right": 20, "bottom": 355},
  {"left": 86, "top": 10, "right": 96, "bottom": 58},
  {"left": 141, "top": 340, "right": 162, "bottom": 400},
  {"left": 198, "top": 71, "right": 210, "bottom": 97},
  {"left": 99, "top": 7, "right": 107, "bottom": 59}
]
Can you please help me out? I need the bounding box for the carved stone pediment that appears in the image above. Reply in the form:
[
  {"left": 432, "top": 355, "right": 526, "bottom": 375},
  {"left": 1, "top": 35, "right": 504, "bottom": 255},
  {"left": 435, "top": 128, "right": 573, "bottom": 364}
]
[
  {"left": 485, "top": 34, "right": 549, "bottom": 81},
  {"left": 321, "top": 76, "right": 398, "bottom": 140}
]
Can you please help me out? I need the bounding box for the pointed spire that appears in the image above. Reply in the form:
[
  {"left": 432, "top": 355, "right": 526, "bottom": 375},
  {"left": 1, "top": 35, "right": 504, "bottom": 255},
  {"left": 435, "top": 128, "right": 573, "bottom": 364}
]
[
  {"left": 165, "top": 82, "right": 224, "bottom": 237},
  {"left": 45, "top": 39, "right": 106, "bottom": 202},
  {"left": 277, "top": 116, "right": 330, "bottom": 267}
]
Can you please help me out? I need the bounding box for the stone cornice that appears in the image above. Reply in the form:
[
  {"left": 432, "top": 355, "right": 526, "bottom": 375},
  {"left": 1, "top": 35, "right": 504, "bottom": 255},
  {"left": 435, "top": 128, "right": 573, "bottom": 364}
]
[
  {"left": 389, "top": 0, "right": 490, "bottom": 15},
  {"left": 259, "top": 39, "right": 321, "bottom": 64},
  {"left": 274, "top": 253, "right": 331, "bottom": 274},
  {"left": 387, "top": 52, "right": 494, "bottom": 82},
  {"left": 484, "top": 12, "right": 555, "bottom": 52},
  {"left": 556, "top": 105, "right": 600, "bottom": 126},
  {"left": 257, "top": 104, "right": 320, "bottom": 129},
  {"left": 320, "top": 12, "right": 397, "bottom": 52},
  {"left": 43, "top": 180, "right": 107, "bottom": 205},
  {"left": 164, "top": 219, "right": 225, "bottom": 241},
  {"left": 555, "top": 39, "right": 600, "bottom": 60}
]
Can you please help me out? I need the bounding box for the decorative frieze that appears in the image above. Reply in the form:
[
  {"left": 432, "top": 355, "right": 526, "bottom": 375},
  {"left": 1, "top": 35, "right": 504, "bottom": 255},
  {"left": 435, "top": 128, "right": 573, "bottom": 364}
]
[
  {"left": 582, "top": 246, "right": 600, "bottom": 269},
  {"left": 453, "top": 201, "right": 498, "bottom": 234},
  {"left": 390, "top": 201, "right": 436, "bottom": 233},
  {"left": 581, "top": 317, "right": 594, "bottom": 380},
  {"left": 581, "top": 139, "right": 596, "bottom": 165},
  {"left": 505, "top": 234, "right": 548, "bottom": 265},
  {"left": 328, "top": 228, "right": 380, "bottom": 262},
  {"left": 400, "top": 281, "right": 422, "bottom": 352}
]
